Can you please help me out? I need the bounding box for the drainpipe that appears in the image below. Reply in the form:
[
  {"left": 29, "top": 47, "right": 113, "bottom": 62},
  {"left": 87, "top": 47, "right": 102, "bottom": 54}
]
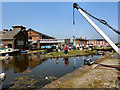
[
  {"left": 13, "top": 38, "right": 15, "bottom": 49},
  {"left": 37, "top": 40, "right": 40, "bottom": 49}
]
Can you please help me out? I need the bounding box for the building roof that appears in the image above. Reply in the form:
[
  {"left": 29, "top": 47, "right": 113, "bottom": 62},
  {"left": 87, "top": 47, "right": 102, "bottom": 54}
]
[
  {"left": 75, "top": 38, "right": 87, "bottom": 41},
  {"left": 116, "top": 42, "right": 120, "bottom": 45},
  {"left": 27, "top": 28, "right": 55, "bottom": 39},
  {"left": 12, "top": 25, "right": 26, "bottom": 28},
  {"left": 0, "top": 30, "right": 20, "bottom": 40},
  {"left": 88, "top": 39, "right": 105, "bottom": 41}
]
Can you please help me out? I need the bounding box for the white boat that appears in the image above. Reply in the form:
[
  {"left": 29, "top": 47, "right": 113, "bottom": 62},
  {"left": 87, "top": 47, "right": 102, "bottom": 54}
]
[{"left": 0, "top": 48, "right": 20, "bottom": 56}]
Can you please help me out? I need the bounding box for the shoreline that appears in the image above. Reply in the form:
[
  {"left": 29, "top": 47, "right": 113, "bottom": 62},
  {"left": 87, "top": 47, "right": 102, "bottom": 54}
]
[
  {"left": 44, "top": 50, "right": 98, "bottom": 59},
  {"left": 23, "top": 49, "right": 98, "bottom": 59},
  {"left": 44, "top": 52, "right": 97, "bottom": 59},
  {"left": 43, "top": 52, "right": 118, "bottom": 88}
]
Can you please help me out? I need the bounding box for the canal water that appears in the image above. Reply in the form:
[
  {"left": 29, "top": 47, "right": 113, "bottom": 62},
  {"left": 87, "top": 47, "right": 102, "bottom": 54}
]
[{"left": 1, "top": 53, "right": 100, "bottom": 89}]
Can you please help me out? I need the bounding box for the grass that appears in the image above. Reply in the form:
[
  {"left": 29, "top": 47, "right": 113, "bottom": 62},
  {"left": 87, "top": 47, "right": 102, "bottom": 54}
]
[
  {"left": 31, "top": 50, "right": 45, "bottom": 52},
  {"left": 95, "top": 47, "right": 112, "bottom": 49},
  {"left": 44, "top": 50, "right": 97, "bottom": 57}
]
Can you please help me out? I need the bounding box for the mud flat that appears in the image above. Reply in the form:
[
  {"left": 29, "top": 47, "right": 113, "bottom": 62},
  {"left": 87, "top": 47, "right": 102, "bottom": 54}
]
[{"left": 43, "top": 53, "right": 119, "bottom": 88}]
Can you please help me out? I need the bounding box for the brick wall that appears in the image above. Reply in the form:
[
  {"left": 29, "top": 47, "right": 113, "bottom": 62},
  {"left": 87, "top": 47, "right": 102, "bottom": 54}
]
[
  {"left": 73, "top": 39, "right": 87, "bottom": 46},
  {"left": 28, "top": 31, "right": 40, "bottom": 42},
  {"left": 65, "top": 39, "right": 70, "bottom": 45},
  {"left": 0, "top": 40, "right": 13, "bottom": 48}
]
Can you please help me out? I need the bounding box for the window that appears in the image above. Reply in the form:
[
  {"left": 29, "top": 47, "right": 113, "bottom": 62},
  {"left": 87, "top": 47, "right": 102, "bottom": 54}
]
[
  {"left": 100, "top": 41, "right": 102, "bottom": 45},
  {"left": 17, "top": 40, "right": 24, "bottom": 45},
  {"left": 29, "top": 37, "right": 32, "bottom": 39},
  {"left": 0, "top": 42, "right": 4, "bottom": 46},
  {"left": 8, "top": 44, "right": 12, "bottom": 48},
  {"left": 29, "top": 32, "right": 31, "bottom": 35}
]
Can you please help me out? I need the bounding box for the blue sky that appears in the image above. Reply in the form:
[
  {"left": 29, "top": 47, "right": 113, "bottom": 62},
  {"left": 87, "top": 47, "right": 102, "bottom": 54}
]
[{"left": 2, "top": 2, "right": 118, "bottom": 43}]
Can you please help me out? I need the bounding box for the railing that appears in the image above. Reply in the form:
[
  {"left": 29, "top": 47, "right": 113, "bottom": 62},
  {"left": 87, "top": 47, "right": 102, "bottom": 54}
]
[
  {"left": 39, "top": 39, "right": 65, "bottom": 43},
  {"left": 28, "top": 39, "right": 33, "bottom": 42},
  {"left": 28, "top": 39, "right": 37, "bottom": 43},
  {"left": 28, "top": 39, "right": 65, "bottom": 44}
]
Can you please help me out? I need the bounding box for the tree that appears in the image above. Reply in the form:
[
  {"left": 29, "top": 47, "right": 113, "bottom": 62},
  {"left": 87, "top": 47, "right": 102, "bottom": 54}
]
[
  {"left": 73, "top": 36, "right": 75, "bottom": 39},
  {"left": 80, "top": 37, "right": 82, "bottom": 39}
]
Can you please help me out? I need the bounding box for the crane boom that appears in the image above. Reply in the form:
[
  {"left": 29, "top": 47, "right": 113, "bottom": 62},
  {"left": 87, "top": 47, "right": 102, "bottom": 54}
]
[{"left": 73, "top": 3, "right": 120, "bottom": 55}]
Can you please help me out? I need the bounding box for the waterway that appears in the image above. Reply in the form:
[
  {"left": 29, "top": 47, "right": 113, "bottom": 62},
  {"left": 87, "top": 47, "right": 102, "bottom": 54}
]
[{"left": 1, "top": 52, "right": 100, "bottom": 89}]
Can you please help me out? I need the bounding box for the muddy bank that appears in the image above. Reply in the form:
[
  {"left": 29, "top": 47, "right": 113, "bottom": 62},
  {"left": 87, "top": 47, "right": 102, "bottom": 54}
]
[{"left": 43, "top": 52, "right": 119, "bottom": 88}]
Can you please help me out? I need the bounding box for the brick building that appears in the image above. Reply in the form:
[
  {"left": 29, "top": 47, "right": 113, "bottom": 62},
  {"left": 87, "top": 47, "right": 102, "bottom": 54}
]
[
  {"left": 73, "top": 38, "right": 87, "bottom": 47},
  {"left": 27, "top": 28, "right": 55, "bottom": 42},
  {"left": 87, "top": 39, "right": 110, "bottom": 47},
  {"left": 0, "top": 25, "right": 28, "bottom": 49},
  {"left": 27, "top": 28, "right": 70, "bottom": 49},
  {"left": 27, "top": 28, "right": 55, "bottom": 48},
  {"left": 73, "top": 37, "right": 110, "bottom": 48}
]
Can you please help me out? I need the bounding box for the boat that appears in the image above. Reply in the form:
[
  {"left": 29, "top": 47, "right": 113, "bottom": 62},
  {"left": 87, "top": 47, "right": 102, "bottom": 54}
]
[
  {"left": 0, "top": 73, "right": 6, "bottom": 81},
  {"left": 0, "top": 48, "right": 20, "bottom": 56},
  {"left": 97, "top": 51, "right": 105, "bottom": 55},
  {"left": 21, "top": 51, "right": 27, "bottom": 53},
  {"left": 84, "top": 58, "right": 94, "bottom": 65}
]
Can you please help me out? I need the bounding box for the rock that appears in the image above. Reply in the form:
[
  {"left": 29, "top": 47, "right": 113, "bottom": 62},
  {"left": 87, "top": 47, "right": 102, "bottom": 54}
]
[
  {"left": 45, "top": 77, "right": 48, "bottom": 80},
  {"left": 22, "top": 70, "right": 31, "bottom": 74}
]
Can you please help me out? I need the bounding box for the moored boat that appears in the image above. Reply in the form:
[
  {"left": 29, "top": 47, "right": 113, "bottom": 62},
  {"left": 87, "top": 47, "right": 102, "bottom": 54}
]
[
  {"left": 21, "top": 51, "right": 27, "bottom": 53},
  {"left": 0, "top": 48, "right": 20, "bottom": 56}
]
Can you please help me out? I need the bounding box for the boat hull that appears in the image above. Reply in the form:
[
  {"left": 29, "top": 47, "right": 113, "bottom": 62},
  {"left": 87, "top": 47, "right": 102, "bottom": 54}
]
[{"left": 0, "top": 51, "right": 20, "bottom": 56}]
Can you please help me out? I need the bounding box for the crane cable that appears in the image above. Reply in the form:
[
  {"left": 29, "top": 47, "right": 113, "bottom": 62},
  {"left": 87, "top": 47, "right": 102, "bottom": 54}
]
[{"left": 73, "top": 3, "right": 120, "bottom": 35}]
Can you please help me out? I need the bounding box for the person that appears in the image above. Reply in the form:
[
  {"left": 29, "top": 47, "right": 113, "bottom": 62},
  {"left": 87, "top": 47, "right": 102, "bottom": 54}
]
[
  {"left": 59, "top": 45, "right": 61, "bottom": 51},
  {"left": 58, "top": 45, "right": 61, "bottom": 52},
  {"left": 67, "top": 44, "right": 69, "bottom": 54},
  {"left": 56, "top": 44, "right": 58, "bottom": 52},
  {"left": 61, "top": 45, "right": 64, "bottom": 51},
  {"left": 76, "top": 44, "right": 79, "bottom": 50},
  {"left": 64, "top": 45, "right": 67, "bottom": 54}
]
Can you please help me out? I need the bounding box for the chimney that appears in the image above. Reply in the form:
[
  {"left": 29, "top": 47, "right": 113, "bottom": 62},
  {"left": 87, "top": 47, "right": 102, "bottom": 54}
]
[
  {"left": 3, "top": 29, "right": 8, "bottom": 32},
  {"left": 12, "top": 25, "right": 26, "bottom": 31},
  {"left": 9, "top": 29, "right": 12, "bottom": 31},
  {"left": 3, "top": 29, "right": 8, "bottom": 34}
]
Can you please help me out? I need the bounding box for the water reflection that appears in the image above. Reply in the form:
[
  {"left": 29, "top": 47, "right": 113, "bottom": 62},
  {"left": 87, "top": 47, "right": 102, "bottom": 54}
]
[
  {"left": 56, "top": 58, "right": 58, "bottom": 64},
  {"left": 91, "top": 54, "right": 94, "bottom": 57},
  {"left": 73, "top": 57, "right": 76, "bottom": 70},
  {"left": 2, "top": 53, "right": 46, "bottom": 73},
  {"left": 64, "top": 58, "right": 69, "bottom": 67},
  {"left": 1, "top": 53, "right": 101, "bottom": 89}
]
